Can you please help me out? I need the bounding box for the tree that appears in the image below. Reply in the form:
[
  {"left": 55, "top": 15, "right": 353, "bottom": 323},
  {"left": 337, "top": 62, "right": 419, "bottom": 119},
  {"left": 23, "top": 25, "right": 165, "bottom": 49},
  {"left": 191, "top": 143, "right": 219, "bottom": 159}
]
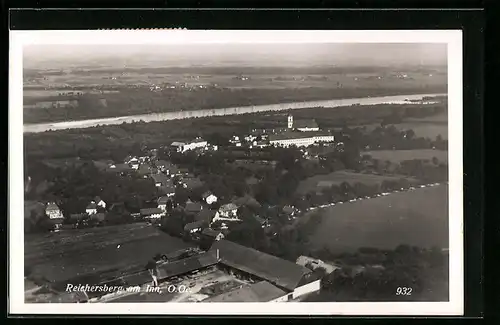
[{"left": 174, "top": 187, "right": 190, "bottom": 207}]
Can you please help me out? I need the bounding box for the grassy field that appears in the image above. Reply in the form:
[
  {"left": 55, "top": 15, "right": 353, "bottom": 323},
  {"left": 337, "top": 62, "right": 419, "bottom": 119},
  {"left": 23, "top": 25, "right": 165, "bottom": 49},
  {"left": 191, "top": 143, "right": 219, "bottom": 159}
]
[
  {"left": 296, "top": 170, "right": 413, "bottom": 195},
  {"left": 307, "top": 184, "right": 449, "bottom": 254},
  {"left": 25, "top": 223, "right": 193, "bottom": 283},
  {"left": 359, "top": 111, "right": 448, "bottom": 140},
  {"left": 394, "top": 123, "right": 448, "bottom": 140},
  {"left": 363, "top": 149, "right": 448, "bottom": 163}
]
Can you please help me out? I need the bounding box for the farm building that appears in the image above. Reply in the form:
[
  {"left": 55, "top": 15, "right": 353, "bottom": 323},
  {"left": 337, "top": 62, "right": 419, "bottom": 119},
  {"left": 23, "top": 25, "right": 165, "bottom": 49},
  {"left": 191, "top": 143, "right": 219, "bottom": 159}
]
[
  {"left": 45, "top": 202, "right": 63, "bottom": 219},
  {"left": 210, "top": 240, "right": 321, "bottom": 299},
  {"left": 184, "top": 220, "right": 206, "bottom": 234},
  {"left": 218, "top": 203, "right": 239, "bottom": 219},
  {"left": 202, "top": 191, "right": 218, "bottom": 205},
  {"left": 85, "top": 201, "right": 98, "bottom": 215},
  {"left": 140, "top": 208, "right": 164, "bottom": 219},
  {"left": 157, "top": 196, "right": 172, "bottom": 211},
  {"left": 94, "top": 196, "right": 106, "bottom": 209}
]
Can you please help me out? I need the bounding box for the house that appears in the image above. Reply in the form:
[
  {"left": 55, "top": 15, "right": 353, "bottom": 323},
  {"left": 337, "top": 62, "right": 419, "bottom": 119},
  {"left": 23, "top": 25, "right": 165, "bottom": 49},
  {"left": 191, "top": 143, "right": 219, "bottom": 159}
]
[
  {"left": 218, "top": 203, "right": 239, "bottom": 218},
  {"left": 106, "top": 163, "right": 132, "bottom": 175},
  {"left": 85, "top": 201, "right": 98, "bottom": 215},
  {"left": 185, "top": 200, "right": 203, "bottom": 215},
  {"left": 125, "top": 156, "right": 139, "bottom": 164},
  {"left": 140, "top": 208, "right": 164, "bottom": 219},
  {"left": 171, "top": 141, "right": 186, "bottom": 153},
  {"left": 150, "top": 173, "right": 171, "bottom": 187},
  {"left": 201, "top": 191, "right": 218, "bottom": 205},
  {"left": 201, "top": 228, "right": 225, "bottom": 241},
  {"left": 196, "top": 209, "right": 219, "bottom": 224},
  {"left": 94, "top": 196, "right": 106, "bottom": 209},
  {"left": 45, "top": 202, "right": 63, "bottom": 219},
  {"left": 184, "top": 138, "right": 208, "bottom": 152},
  {"left": 159, "top": 182, "right": 176, "bottom": 197},
  {"left": 171, "top": 138, "right": 208, "bottom": 153},
  {"left": 157, "top": 196, "right": 172, "bottom": 211},
  {"left": 124, "top": 156, "right": 140, "bottom": 170},
  {"left": 183, "top": 220, "right": 206, "bottom": 234}
]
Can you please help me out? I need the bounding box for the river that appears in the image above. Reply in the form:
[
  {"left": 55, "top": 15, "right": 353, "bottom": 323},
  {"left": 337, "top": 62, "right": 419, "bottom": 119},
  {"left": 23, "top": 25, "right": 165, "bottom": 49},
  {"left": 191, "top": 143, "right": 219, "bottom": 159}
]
[{"left": 24, "top": 93, "right": 446, "bottom": 133}]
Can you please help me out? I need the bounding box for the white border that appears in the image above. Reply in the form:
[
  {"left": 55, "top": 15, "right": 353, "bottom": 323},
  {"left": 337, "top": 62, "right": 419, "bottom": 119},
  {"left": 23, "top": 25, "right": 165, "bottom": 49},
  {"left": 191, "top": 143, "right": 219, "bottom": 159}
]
[{"left": 9, "top": 30, "right": 463, "bottom": 315}]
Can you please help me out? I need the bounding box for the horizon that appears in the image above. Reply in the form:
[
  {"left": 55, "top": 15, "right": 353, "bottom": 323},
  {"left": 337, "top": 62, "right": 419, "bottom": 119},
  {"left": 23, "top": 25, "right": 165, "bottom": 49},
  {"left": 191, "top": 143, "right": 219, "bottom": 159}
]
[{"left": 23, "top": 43, "right": 447, "bottom": 69}]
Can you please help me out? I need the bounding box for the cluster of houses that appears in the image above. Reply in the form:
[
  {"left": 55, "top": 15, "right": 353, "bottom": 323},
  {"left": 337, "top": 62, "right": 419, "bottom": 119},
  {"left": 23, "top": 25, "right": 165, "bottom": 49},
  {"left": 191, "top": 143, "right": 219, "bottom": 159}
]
[
  {"left": 43, "top": 197, "right": 108, "bottom": 230},
  {"left": 39, "top": 115, "right": 333, "bottom": 233},
  {"left": 41, "top": 188, "right": 300, "bottom": 239}
]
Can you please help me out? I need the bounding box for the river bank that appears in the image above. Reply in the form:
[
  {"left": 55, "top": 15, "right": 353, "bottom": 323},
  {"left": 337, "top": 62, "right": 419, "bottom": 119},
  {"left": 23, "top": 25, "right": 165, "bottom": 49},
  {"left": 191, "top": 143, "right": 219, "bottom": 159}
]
[{"left": 24, "top": 93, "right": 446, "bottom": 133}]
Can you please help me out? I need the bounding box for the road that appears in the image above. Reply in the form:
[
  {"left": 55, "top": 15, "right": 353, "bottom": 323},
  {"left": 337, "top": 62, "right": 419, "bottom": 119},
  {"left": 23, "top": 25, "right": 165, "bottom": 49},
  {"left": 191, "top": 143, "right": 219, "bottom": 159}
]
[{"left": 23, "top": 93, "right": 446, "bottom": 133}]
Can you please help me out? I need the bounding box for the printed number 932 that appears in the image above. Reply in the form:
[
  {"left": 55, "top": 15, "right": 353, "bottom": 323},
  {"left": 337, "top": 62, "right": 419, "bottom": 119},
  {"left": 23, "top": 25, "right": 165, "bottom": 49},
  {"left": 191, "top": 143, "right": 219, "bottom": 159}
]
[{"left": 396, "top": 287, "right": 412, "bottom": 296}]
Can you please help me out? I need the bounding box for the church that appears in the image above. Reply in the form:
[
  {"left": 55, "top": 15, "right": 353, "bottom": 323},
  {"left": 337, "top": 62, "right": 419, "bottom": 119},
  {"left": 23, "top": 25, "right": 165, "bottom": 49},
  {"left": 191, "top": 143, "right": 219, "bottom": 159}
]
[{"left": 287, "top": 114, "right": 320, "bottom": 132}]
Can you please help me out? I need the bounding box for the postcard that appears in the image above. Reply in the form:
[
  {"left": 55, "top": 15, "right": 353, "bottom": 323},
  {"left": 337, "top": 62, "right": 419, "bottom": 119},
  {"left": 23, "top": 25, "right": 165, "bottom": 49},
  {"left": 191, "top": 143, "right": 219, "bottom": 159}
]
[{"left": 10, "top": 29, "right": 463, "bottom": 315}]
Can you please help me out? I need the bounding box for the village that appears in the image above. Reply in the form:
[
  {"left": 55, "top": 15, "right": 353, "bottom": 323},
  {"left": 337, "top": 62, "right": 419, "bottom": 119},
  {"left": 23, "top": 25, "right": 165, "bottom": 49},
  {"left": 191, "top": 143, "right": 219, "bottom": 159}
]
[
  {"left": 38, "top": 113, "right": 337, "bottom": 236},
  {"left": 25, "top": 105, "right": 449, "bottom": 303}
]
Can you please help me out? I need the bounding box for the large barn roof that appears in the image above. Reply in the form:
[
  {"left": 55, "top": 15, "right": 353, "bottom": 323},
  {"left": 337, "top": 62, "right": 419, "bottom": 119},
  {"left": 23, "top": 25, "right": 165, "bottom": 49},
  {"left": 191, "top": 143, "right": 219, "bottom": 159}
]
[{"left": 210, "top": 240, "right": 312, "bottom": 291}]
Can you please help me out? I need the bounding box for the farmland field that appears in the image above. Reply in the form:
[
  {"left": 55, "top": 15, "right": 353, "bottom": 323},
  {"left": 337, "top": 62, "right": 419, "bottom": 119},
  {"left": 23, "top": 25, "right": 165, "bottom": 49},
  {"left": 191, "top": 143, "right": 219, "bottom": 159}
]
[
  {"left": 296, "top": 170, "right": 415, "bottom": 195},
  {"left": 394, "top": 123, "right": 448, "bottom": 140},
  {"left": 307, "top": 184, "right": 449, "bottom": 254},
  {"left": 22, "top": 63, "right": 447, "bottom": 124},
  {"left": 363, "top": 149, "right": 448, "bottom": 164},
  {"left": 358, "top": 111, "right": 448, "bottom": 140},
  {"left": 25, "top": 223, "right": 193, "bottom": 283}
]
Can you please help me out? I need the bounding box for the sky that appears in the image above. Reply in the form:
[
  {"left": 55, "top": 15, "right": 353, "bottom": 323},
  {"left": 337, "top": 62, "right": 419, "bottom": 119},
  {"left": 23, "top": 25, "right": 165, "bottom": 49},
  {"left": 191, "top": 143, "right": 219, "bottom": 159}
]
[{"left": 23, "top": 43, "right": 447, "bottom": 68}]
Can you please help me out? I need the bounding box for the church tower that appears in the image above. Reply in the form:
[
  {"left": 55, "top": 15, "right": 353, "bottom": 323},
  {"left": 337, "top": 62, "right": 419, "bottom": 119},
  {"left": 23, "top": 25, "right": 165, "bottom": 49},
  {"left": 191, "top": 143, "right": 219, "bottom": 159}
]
[{"left": 287, "top": 114, "right": 293, "bottom": 129}]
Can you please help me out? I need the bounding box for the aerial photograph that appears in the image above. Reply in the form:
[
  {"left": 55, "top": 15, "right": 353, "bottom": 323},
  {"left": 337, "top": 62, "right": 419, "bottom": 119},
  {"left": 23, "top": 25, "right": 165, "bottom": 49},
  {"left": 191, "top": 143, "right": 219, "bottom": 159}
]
[{"left": 22, "top": 41, "right": 450, "bottom": 304}]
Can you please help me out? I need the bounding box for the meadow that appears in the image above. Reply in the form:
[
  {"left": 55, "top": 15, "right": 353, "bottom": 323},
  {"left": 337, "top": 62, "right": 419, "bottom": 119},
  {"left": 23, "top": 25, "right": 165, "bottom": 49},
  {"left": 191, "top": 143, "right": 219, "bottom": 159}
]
[
  {"left": 307, "top": 184, "right": 449, "bottom": 254},
  {"left": 363, "top": 149, "right": 448, "bottom": 164},
  {"left": 296, "top": 170, "right": 414, "bottom": 195},
  {"left": 24, "top": 223, "right": 193, "bottom": 284}
]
